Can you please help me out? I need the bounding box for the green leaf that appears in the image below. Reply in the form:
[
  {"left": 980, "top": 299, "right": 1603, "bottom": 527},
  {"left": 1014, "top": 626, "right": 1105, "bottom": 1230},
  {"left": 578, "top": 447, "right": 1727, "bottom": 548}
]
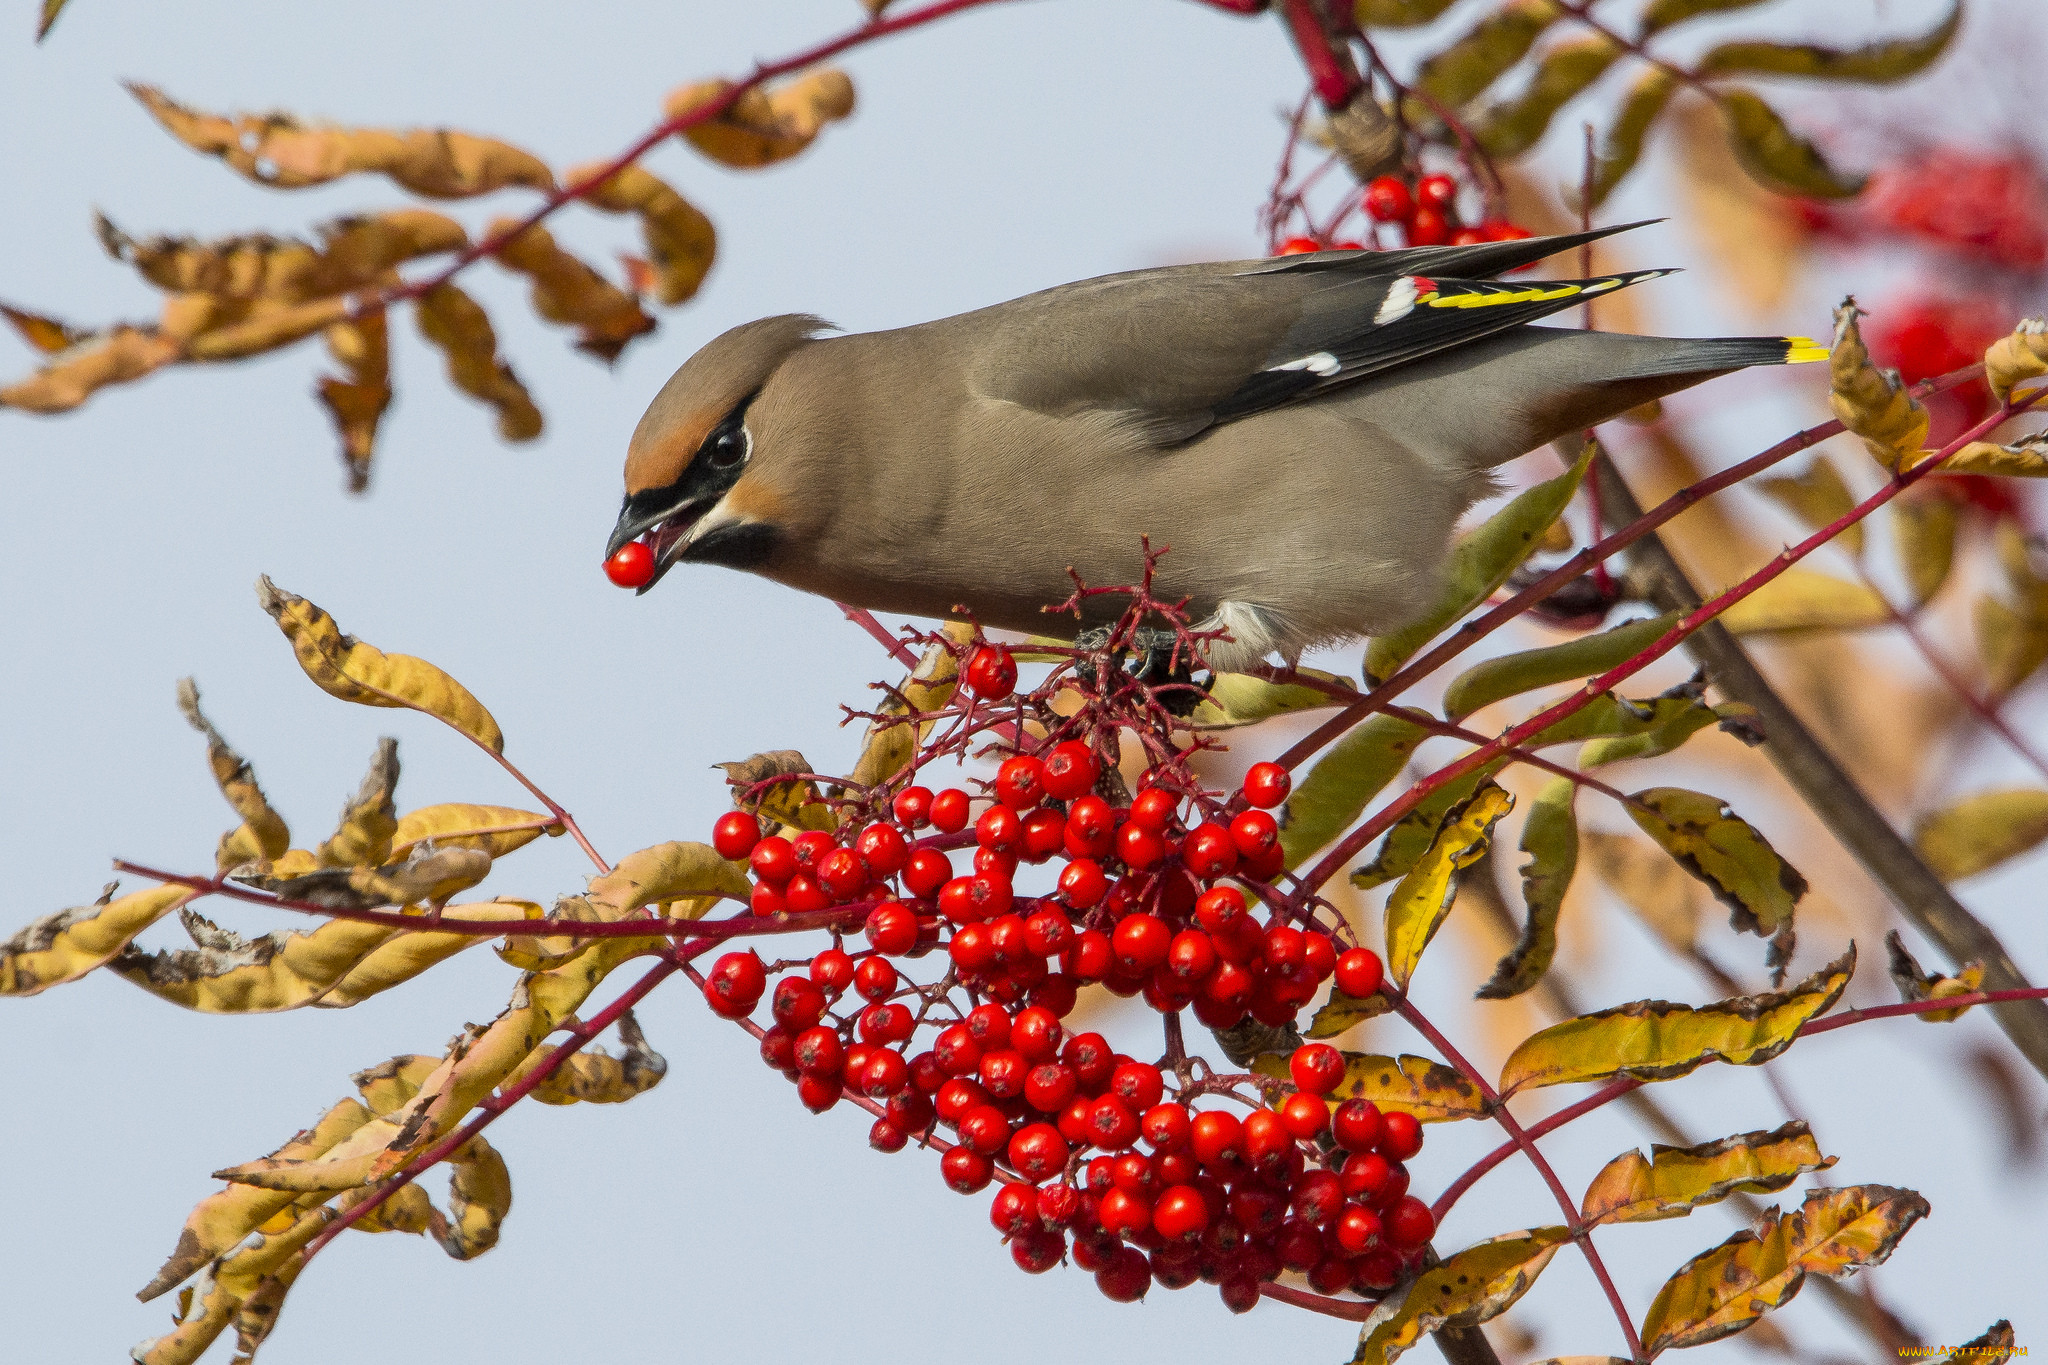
[
  {"left": 1579, "top": 696, "right": 1734, "bottom": 768},
  {"left": 1414, "top": 0, "right": 1568, "bottom": 110},
  {"left": 1498, "top": 946, "right": 1854, "bottom": 1093},
  {"left": 1443, "top": 612, "right": 1679, "bottom": 720},
  {"left": 1349, "top": 760, "right": 1506, "bottom": 889},
  {"left": 1280, "top": 710, "right": 1430, "bottom": 868},
  {"left": 1355, "top": 1229, "right": 1573, "bottom": 1364},
  {"left": 1626, "top": 787, "right": 1808, "bottom": 938},
  {"left": 1385, "top": 782, "right": 1515, "bottom": 989},
  {"left": 1478, "top": 776, "right": 1577, "bottom": 999},
  {"left": 1473, "top": 35, "right": 1625, "bottom": 158},
  {"left": 1758, "top": 455, "right": 1863, "bottom": 558},
  {"left": 1913, "top": 787, "right": 2048, "bottom": 880},
  {"left": 1355, "top": 0, "right": 1460, "bottom": 27},
  {"left": 1696, "top": 2, "right": 1960, "bottom": 85},
  {"left": 1589, "top": 67, "right": 1681, "bottom": 206},
  {"left": 1191, "top": 669, "right": 1352, "bottom": 729},
  {"left": 1516, "top": 678, "right": 1726, "bottom": 765},
  {"left": 1366, "top": 441, "right": 1591, "bottom": 683},
  {"left": 1715, "top": 89, "right": 1865, "bottom": 198},
  {"left": 1891, "top": 495, "right": 1959, "bottom": 608},
  {"left": 1637, "top": 0, "right": 1769, "bottom": 39}
]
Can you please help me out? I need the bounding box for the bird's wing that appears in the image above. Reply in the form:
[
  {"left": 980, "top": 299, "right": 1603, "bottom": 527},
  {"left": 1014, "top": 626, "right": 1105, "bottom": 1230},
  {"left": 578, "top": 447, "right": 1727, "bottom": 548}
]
[{"left": 963, "top": 225, "right": 1674, "bottom": 446}]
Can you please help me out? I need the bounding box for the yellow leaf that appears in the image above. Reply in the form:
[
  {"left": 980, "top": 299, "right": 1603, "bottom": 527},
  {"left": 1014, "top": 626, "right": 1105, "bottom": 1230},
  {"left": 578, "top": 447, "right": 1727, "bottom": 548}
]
[
  {"left": 665, "top": 68, "right": 856, "bottom": 169},
  {"left": 1580, "top": 1119, "right": 1834, "bottom": 1226},
  {"left": 351, "top": 1182, "right": 433, "bottom": 1234},
  {"left": 1498, "top": 946, "right": 1853, "bottom": 1094},
  {"left": 140, "top": 1097, "right": 372, "bottom": 1300},
  {"left": 128, "top": 83, "right": 556, "bottom": 197},
  {"left": 585, "top": 840, "right": 751, "bottom": 918},
  {"left": 1884, "top": 929, "right": 1986, "bottom": 1023},
  {"left": 1191, "top": 667, "right": 1352, "bottom": 728},
  {"left": 1385, "top": 782, "right": 1515, "bottom": 989},
  {"left": 414, "top": 282, "right": 542, "bottom": 441},
  {"left": 429, "top": 1135, "right": 510, "bottom": 1260},
  {"left": 318, "top": 311, "right": 391, "bottom": 492},
  {"left": 1478, "top": 775, "right": 1577, "bottom": 999},
  {"left": 36, "top": 0, "right": 71, "bottom": 41},
  {"left": 1583, "top": 830, "right": 1705, "bottom": 955},
  {"left": 176, "top": 677, "right": 291, "bottom": 870},
  {"left": 517, "top": 1009, "right": 666, "bottom": 1105},
  {"left": 1280, "top": 710, "right": 1430, "bottom": 867},
  {"left": 1913, "top": 786, "right": 2048, "bottom": 881},
  {"left": 1, "top": 299, "right": 88, "bottom": 352},
  {"left": 1352, "top": 763, "right": 1505, "bottom": 890},
  {"left": 1716, "top": 89, "right": 1864, "bottom": 199},
  {"left": 319, "top": 903, "right": 518, "bottom": 1007},
  {"left": 1974, "top": 592, "right": 2048, "bottom": 698},
  {"left": 1829, "top": 298, "right": 1929, "bottom": 469},
  {"left": 487, "top": 218, "right": 655, "bottom": 362},
  {"left": 1757, "top": 455, "right": 1862, "bottom": 558},
  {"left": 1641, "top": 1184, "right": 1929, "bottom": 1353},
  {"left": 1413, "top": 0, "right": 1566, "bottom": 109},
  {"left": 1938, "top": 1322, "right": 2017, "bottom": 1365},
  {"left": 1717, "top": 567, "right": 1891, "bottom": 635},
  {"left": 1255, "top": 1050, "right": 1490, "bottom": 1122},
  {"left": 717, "top": 749, "right": 836, "bottom": 834},
  {"left": 0, "top": 323, "right": 179, "bottom": 413},
  {"left": 570, "top": 161, "right": 717, "bottom": 307},
  {"left": 0, "top": 883, "right": 194, "bottom": 996},
  {"left": 1367, "top": 440, "right": 1591, "bottom": 683},
  {"left": 101, "top": 209, "right": 465, "bottom": 303},
  {"left": 1941, "top": 430, "right": 2048, "bottom": 478},
  {"left": 390, "top": 803, "right": 562, "bottom": 860},
  {"left": 1625, "top": 787, "right": 1807, "bottom": 939},
  {"left": 257, "top": 578, "right": 506, "bottom": 753},
  {"left": 848, "top": 630, "right": 965, "bottom": 792},
  {"left": 1984, "top": 317, "right": 2048, "bottom": 406},
  {"left": 1696, "top": 2, "right": 1959, "bottom": 85},
  {"left": 1443, "top": 612, "right": 1679, "bottom": 720},
  {"left": 1354, "top": 0, "right": 1459, "bottom": 27},
  {"left": 1890, "top": 493, "right": 1958, "bottom": 608},
  {"left": 1354, "top": 1228, "right": 1572, "bottom": 1364},
  {"left": 314, "top": 738, "right": 400, "bottom": 868}
]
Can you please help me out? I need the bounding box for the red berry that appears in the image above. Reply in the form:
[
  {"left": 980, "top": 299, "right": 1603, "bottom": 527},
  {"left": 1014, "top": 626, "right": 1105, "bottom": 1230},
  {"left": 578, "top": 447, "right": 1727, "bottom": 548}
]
[
  {"left": 869, "top": 1118, "right": 908, "bottom": 1153},
  {"left": 1335, "top": 1203, "right": 1384, "bottom": 1255},
  {"left": 1289, "top": 1042, "right": 1346, "bottom": 1095},
  {"left": 1012, "top": 1227, "right": 1066, "bottom": 1274},
  {"left": 792, "top": 1025, "right": 844, "bottom": 1079},
  {"left": 1019, "top": 808, "right": 1066, "bottom": 863},
  {"left": 1264, "top": 924, "right": 1306, "bottom": 971},
  {"left": 853, "top": 955, "right": 898, "bottom": 1002},
  {"left": 1061, "top": 930, "right": 1113, "bottom": 981},
  {"left": 1141, "top": 1102, "right": 1192, "bottom": 1152},
  {"left": 603, "top": 541, "right": 656, "bottom": 589},
  {"left": 959, "top": 1103, "right": 1014, "bottom": 1155},
  {"left": 1026, "top": 1062, "right": 1080, "bottom": 1113},
  {"left": 1096, "top": 1246, "right": 1152, "bottom": 1301},
  {"left": 758, "top": 1025, "right": 795, "bottom": 1072},
  {"left": 1218, "top": 1272, "right": 1262, "bottom": 1314},
  {"left": 995, "top": 755, "right": 1048, "bottom": 810},
  {"left": 817, "top": 846, "right": 866, "bottom": 898},
  {"left": 858, "top": 1001, "right": 914, "bottom": 1045},
  {"left": 705, "top": 950, "right": 766, "bottom": 1015},
  {"left": 864, "top": 902, "right": 918, "bottom": 955},
  {"left": 1062, "top": 1032, "right": 1116, "bottom": 1089},
  {"left": 1241, "top": 1110, "right": 1292, "bottom": 1169},
  {"left": 1032, "top": 973, "right": 1079, "bottom": 1018},
  {"left": 795, "top": 1073, "right": 842, "bottom": 1113},
  {"left": 783, "top": 873, "right": 829, "bottom": 914},
  {"left": 990, "top": 1182, "right": 1041, "bottom": 1236},
  {"left": 1333, "top": 1098, "right": 1385, "bottom": 1152},
  {"left": 1242, "top": 762, "right": 1291, "bottom": 809},
  {"left": 1165, "top": 929, "right": 1217, "bottom": 983},
  {"left": 748, "top": 882, "right": 786, "bottom": 917},
  {"left": 1449, "top": 227, "right": 1487, "bottom": 246},
  {"left": 1363, "top": 175, "right": 1415, "bottom": 223},
  {"left": 711, "top": 810, "right": 760, "bottom": 861},
  {"left": 748, "top": 835, "right": 796, "bottom": 885},
  {"left": 935, "top": 1023, "right": 984, "bottom": 1077},
  {"left": 891, "top": 785, "right": 933, "bottom": 828},
  {"left": 808, "top": 946, "right": 855, "bottom": 996},
  {"left": 1339, "top": 1151, "right": 1392, "bottom": 1200},
  {"left": 1334, "top": 947, "right": 1384, "bottom": 998},
  {"left": 1291, "top": 1170, "right": 1345, "bottom": 1225},
  {"left": 936, "top": 1076, "right": 989, "bottom": 1123},
  {"left": 1384, "top": 1195, "right": 1434, "bottom": 1248},
  {"left": 1011, "top": 1005, "right": 1063, "bottom": 1062},
  {"left": 855, "top": 823, "right": 908, "bottom": 878},
  {"left": 1037, "top": 1182, "right": 1081, "bottom": 1229},
  {"left": 1058, "top": 859, "right": 1109, "bottom": 909},
  {"left": 1414, "top": 173, "right": 1458, "bottom": 210},
  {"left": 1152, "top": 1185, "right": 1210, "bottom": 1240},
  {"left": 976, "top": 804, "right": 1023, "bottom": 853},
  {"left": 1023, "top": 907, "right": 1076, "bottom": 957},
  {"left": 1113, "top": 914, "right": 1171, "bottom": 971},
  {"left": 1275, "top": 236, "right": 1323, "bottom": 256},
  {"left": 1378, "top": 1110, "right": 1424, "bottom": 1161},
  {"left": 1183, "top": 822, "right": 1239, "bottom": 878},
  {"left": 771, "top": 978, "right": 827, "bottom": 1032},
  {"left": 1194, "top": 885, "right": 1246, "bottom": 933},
  {"left": 1276, "top": 1217, "right": 1325, "bottom": 1272},
  {"left": 1354, "top": 1249, "right": 1404, "bottom": 1291},
  {"left": 1042, "top": 740, "right": 1099, "bottom": 799},
  {"left": 1098, "top": 1186, "right": 1153, "bottom": 1237},
  {"left": 980, "top": 1048, "right": 1028, "bottom": 1099},
  {"left": 1087, "top": 1094, "right": 1141, "bottom": 1149},
  {"left": 930, "top": 787, "right": 971, "bottom": 833},
  {"left": 1407, "top": 207, "right": 1451, "bottom": 246},
  {"left": 900, "top": 848, "right": 950, "bottom": 900},
  {"left": 861, "top": 1049, "right": 910, "bottom": 1097},
  {"left": 942, "top": 1146, "right": 993, "bottom": 1193},
  {"left": 1303, "top": 931, "right": 1336, "bottom": 981},
  {"left": 1278, "top": 1091, "right": 1330, "bottom": 1141},
  {"left": 1228, "top": 810, "right": 1279, "bottom": 860},
  {"left": 1064, "top": 795, "right": 1117, "bottom": 858},
  {"left": 1482, "top": 219, "right": 1533, "bottom": 242},
  {"left": 1009, "top": 1122, "right": 1070, "bottom": 1181},
  {"left": 1129, "top": 787, "right": 1178, "bottom": 832},
  {"left": 966, "top": 1002, "right": 1013, "bottom": 1049},
  {"left": 1189, "top": 1110, "right": 1245, "bottom": 1167},
  {"left": 1109, "top": 1062, "right": 1165, "bottom": 1113},
  {"left": 964, "top": 644, "right": 1018, "bottom": 700}
]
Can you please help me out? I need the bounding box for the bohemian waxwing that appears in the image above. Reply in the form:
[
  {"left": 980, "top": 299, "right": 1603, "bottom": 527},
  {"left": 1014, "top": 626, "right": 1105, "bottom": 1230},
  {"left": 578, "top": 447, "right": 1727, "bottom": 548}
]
[{"left": 607, "top": 223, "right": 1823, "bottom": 671}]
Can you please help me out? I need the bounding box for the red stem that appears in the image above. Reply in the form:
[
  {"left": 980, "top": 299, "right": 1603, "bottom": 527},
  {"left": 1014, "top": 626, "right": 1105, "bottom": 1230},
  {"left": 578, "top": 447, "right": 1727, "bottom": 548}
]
[
  {"left": 352, "top": 0, "right": 1018, "bottom": 319},
  {"left": 840, "top": 602, "right": 921, "bottom": 670},
  {"left": 1260, "top": 1280, "right": 1378, "bottom": 1320},
  {"left": 1277, "top": 0, "right": 1362, "bottom": 109},
  {"left": 1293, "top": 391, "right": 2036, "bottom": 901},
  {"left": 1272, "top": 364, "right": 1988, "bottom": 777},
  {"left": 1396, "top": 997, "right": 1643, "bottom": 1360}
]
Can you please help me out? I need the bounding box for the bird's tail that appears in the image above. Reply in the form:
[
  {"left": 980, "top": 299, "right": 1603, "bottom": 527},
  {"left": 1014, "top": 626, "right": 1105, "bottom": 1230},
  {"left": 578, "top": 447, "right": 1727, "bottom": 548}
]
[{"left": 1612, "top": 334, "right": 1829, "bottom": 377}]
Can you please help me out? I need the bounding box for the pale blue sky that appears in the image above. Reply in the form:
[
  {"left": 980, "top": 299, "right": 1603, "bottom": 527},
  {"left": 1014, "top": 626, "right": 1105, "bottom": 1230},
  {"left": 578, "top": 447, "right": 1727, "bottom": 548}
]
[{"left": 2, "top": 1, "right": 2038, "bottom": 1362}]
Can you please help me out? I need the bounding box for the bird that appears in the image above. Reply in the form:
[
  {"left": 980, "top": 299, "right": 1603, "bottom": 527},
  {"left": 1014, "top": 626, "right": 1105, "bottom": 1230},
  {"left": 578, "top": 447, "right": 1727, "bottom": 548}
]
[{"left": 606, "top": 222, "right": 1823, "bottom": 673}]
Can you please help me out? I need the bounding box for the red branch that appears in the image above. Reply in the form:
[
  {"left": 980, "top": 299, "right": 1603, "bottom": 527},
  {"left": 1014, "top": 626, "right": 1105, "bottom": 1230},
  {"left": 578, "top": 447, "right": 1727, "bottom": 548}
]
[
  {"left": 352, "top": 0, "right": 1019, "bottom": 319},
  {"left": 1292, "top": 387, "right": 2037, "bottom": 900},
  {"left": 1277, "top": 0, "right": 1363, "bottom": 110}
]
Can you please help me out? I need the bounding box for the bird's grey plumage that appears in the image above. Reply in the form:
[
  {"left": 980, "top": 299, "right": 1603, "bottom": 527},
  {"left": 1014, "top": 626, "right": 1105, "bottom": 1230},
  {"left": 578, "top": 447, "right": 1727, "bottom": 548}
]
[{"left": 616, "top": 225, "right": 1815, "bottom": 670}]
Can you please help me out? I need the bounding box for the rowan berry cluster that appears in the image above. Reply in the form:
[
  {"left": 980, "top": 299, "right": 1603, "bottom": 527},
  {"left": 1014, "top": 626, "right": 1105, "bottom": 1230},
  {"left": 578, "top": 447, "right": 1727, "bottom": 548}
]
[
  {"left": 1274, "top": 171, "right": 1532, "bottom": 257},
  {"left": 689, "top": 611, "right": 1441, "bottom": 1314}
]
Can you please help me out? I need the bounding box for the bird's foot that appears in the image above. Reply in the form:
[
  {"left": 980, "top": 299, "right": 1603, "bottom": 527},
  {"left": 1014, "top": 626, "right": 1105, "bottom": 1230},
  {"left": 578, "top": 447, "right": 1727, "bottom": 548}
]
[{"left": 1072, "top": 625, "right": 1211, "bottom": 716}]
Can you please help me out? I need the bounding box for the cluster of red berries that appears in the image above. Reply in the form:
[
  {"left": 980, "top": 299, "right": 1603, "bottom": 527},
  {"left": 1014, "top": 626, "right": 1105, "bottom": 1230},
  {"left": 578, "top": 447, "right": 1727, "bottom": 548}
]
[
  {"left": 1805, "top": 148, "right": 2048, "bottom": 274},
  {"left": 695, "top": 641, "right": 1435, "bottom": 1309},
  {"left": 1274, "top": 173, "right": 1532, "bottom": 257}
]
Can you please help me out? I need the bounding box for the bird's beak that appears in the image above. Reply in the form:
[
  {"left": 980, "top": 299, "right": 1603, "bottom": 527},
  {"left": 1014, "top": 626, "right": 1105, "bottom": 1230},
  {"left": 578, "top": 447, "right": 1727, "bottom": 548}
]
[{"left": 606, "top": 494, "right": 713, "bottom": 595}]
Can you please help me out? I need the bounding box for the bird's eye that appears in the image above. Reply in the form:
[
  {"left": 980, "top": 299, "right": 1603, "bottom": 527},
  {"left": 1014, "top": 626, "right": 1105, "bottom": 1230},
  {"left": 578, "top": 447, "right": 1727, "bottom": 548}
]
[{"left": 707, "top": 422, "right": 750, "bottom": 470}]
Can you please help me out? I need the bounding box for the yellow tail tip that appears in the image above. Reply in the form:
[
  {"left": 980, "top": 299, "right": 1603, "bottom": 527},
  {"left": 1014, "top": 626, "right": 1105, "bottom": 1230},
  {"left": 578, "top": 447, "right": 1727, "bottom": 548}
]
[{"left": 1784, "top": 337, "right": 1829, "bottom": 363}]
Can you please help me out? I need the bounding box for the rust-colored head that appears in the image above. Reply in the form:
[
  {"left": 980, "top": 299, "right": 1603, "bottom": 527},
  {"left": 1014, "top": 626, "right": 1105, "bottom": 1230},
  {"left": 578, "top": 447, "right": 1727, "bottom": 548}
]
[{"left": 608, "top": 314, "right": 830, "bottom": 589}]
